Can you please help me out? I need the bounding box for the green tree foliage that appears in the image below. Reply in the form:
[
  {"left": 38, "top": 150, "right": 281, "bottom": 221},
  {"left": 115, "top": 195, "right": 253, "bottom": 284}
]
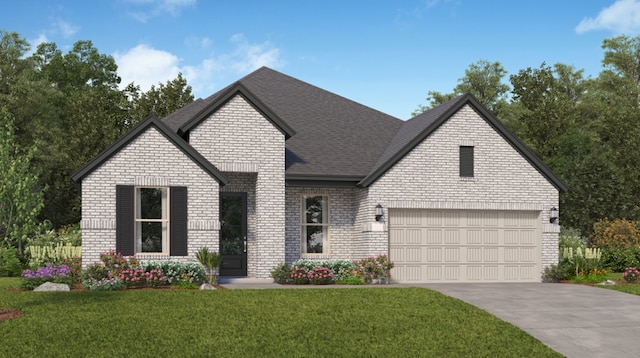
[
  {"left": 0, "top": 108, "right": 44, "bottom": 252},
  {"left": 0, "top": 30, "right": 194, "bottom": 231},
  {"left": 125, "top": 73, "right": 194, "bottom": 127},
  {"left": 414, "top": 35, "right": 640, "bottom": 237},
  {"left": 413, "top": 60, "right": 510, "bottom": 118}
]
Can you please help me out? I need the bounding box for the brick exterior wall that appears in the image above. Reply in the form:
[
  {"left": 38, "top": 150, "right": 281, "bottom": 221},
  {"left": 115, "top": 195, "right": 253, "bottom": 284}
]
[
  {"left": 81, "top": 127, "right": 220, "bottom": 267},
  {"left": 363, "top": 105, "right": 560, "bottom": 272},
  {"left": 189, "top": 95, "right": 285, "bottom": 278},
  {"left": 284, "top": 187, "right": 357, "bottom": 264}
]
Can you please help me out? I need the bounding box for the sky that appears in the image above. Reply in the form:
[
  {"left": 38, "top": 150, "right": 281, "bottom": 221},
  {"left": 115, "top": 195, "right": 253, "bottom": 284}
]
[{"left": 1, "top": 0, "right": 637, "bottom": 119}]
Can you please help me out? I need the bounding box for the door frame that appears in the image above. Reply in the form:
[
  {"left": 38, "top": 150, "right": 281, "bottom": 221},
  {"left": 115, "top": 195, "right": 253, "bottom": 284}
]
[{"left": 219, "top": 192, "right": 248, "bottom": 276}]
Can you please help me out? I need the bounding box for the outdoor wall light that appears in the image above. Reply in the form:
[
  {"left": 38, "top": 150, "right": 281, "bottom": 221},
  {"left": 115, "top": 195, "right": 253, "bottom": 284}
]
[
  {"left": 375, "top": 204, "right": 384, "bottom": 222},
  {"left": 549, "top": 207, "right": 559, "bottom": 224}
]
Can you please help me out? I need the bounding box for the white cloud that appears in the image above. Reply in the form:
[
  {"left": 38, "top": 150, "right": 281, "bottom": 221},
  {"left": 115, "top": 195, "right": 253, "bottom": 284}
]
[
  {"left": 114, "top": 44, "right": 182, "bottom": 91},
  {"left": 55, "top": 19, "right": 80, "bottom": 38},
  {"left": 576, "top": 0, "right": 640, "bottom": 34},
  {"left": 127, "top": 0, "right": 196, "bottom": 23},
  {"left": 113, "top": 35, "right": 282, "bottom": 97}
]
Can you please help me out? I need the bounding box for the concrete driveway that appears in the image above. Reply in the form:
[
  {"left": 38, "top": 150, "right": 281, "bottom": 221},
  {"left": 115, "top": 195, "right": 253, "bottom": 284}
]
[{"left": 419, "top": 283, "right": 640, "bottom": 358}]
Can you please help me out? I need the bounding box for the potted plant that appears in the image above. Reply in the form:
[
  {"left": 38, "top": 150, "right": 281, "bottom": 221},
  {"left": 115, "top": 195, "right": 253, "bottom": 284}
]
[{"left": 195, "top": 247, "right": 223, "bottom": 287}]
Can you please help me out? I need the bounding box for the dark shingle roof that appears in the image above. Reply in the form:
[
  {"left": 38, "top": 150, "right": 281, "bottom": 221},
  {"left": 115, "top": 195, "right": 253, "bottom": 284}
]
[
  {"left": 163, "top": 67, "right": 403, "bottom": 179},
  {"left": 161, "top": 68, "right": 566, "bottom": 192}
]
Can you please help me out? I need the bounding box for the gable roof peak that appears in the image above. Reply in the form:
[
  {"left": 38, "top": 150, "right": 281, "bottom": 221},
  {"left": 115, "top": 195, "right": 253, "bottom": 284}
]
[
  {"left": 359, "top": 92, "right": 568, "bottom": 192},
  {"left": 71, "top": 114, "right": 228, "bottom": 187},
  {"left": 177, "top": 79, "right": 296, "bottom": 139}
]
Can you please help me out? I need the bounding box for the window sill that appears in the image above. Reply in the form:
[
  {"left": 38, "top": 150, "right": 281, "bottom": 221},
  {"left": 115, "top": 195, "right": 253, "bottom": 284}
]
[{"left": 301, "top": 253, "right": 331, "bottom": 260}]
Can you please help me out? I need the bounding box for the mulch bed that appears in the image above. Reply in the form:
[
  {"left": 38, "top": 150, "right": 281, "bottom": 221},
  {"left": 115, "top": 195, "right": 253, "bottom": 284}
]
[{"left": 0, "top": 308, "right": 23, "bottom": 322}]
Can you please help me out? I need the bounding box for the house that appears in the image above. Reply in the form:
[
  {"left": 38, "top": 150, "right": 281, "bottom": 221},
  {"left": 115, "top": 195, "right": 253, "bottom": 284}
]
[{"left": 71, "top": 67, "right": 568, "bottom": 283}]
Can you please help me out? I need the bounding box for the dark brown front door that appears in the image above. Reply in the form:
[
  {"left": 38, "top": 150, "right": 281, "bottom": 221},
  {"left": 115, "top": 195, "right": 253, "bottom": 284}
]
[{"left": 219, "top": 192, "right": 247, "bottom": 276}]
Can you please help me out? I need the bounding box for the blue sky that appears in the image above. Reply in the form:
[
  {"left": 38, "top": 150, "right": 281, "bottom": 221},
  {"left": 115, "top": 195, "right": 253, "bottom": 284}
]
[{"left": 1, "top": 0, "right": 636, "bottom": 118}]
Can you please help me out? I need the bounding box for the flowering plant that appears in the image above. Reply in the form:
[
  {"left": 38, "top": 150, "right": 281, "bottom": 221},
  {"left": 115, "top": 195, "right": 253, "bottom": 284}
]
[
  {"left": 83, "top": 277, "right": 124, "bottom": 291},
  {"left": 21, "top": 263, "right": 74, "bottom": 290},
  {"left": 119, "top": 268, "right": 166, "bottom": 288},
  {"left": 354, "top": 254, "right": 395, "bottom": 282},
  {"left": 623, "top": 267, "right": 640, "bottom": 283},
  {"left": 308, "top": 267, "right": 333, "bottom": 285},
  {"left": 290, "top": 267, "right": 310, "bottom": 284}
]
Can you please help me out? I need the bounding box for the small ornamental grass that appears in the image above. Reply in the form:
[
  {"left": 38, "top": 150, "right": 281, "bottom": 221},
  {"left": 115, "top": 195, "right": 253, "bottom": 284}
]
[{"left": 622, "top": 267, "right": 640, "bottom": 283}]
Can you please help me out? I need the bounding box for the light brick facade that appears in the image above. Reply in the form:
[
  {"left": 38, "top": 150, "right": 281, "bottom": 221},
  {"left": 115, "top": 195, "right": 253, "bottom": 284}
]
[
  {"left": 363, "top": 105, "right": 560, "bottom": 269},
  {"left": 81, "top": 127, "right": 220, "bottom": 267},
  {"left": 79, "top": 94, "right": 560, "bottom": 281},
  {"left": 188, "top": 96, "right": 285, "bottom": 278}
]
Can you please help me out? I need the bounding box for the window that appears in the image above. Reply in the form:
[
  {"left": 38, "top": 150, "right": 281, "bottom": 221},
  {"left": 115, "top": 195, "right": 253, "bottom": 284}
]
[
  {"left": 301, "top": 195, "right": 329, "bottom": 254},
  {"left": 116, "top": 186, "right": 187, "bottom": 257},
  {"left": 135, "top": 187, "right": 169, "bottom": 253},
  {"left": 460, "top": 146, "right": 474, "bottom": 177}
]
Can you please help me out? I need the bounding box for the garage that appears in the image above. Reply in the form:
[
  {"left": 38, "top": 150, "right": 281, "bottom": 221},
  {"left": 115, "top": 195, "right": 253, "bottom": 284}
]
[{"left": 389, "top": 209, "right": 540, "bottom": 283}]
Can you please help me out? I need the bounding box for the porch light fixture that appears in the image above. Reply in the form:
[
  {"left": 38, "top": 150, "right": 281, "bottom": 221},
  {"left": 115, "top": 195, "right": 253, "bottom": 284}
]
[
  {"left": 549, "top": 207, "right": 559, "bottom": 224},
  {"left": 375, "top": 204, "right": 384, "bottom": 222}
]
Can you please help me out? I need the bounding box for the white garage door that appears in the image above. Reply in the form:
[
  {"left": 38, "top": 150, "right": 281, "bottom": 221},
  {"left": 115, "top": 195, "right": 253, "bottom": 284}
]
[{"left": 389, "top": 209, "right": 540, "bottom": 283}]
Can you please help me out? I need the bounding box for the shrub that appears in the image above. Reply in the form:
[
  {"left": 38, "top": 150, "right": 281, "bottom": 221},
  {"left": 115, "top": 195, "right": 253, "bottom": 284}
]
[
  {"left": 83, "top": 277, "right": 124, "bottom": 291},
  {"left": 290, "top": 267, "right": 309, "bottom": 284},
  {"left": 62, "top": 256, "right": 82, "bottom": 281},
  {"left": 172, "top": 273, "right": 198, "bottom": 289},
  {"left": 335, "top": 267, "right": 364, "bottom": 284},
  {"left": 291, "top": 259, "right": 355, "bottom": 279},
  {"left": 591, "top": 219, "right": 640, "bottom": 249},
  {"left": 622, "top": 267, "right": 640, "bottom": 283},
  {"left": 354, "top": 254, "right": 394, "bottom": 279},
  {"left": 600, "top": 247, "right": 640, "bottom": 272},
  {"left": 100, "top": 250, "right": 139, "bottom": 276},
  {"left": 270, "top": 263, "right": 292, "bottom": 283},
  {"left": 21, "top": 263, "right": 74, "bottom": 290},
  {"left": 308, "top": 267, "right": 333, "bottom": 285},
  {"left": 140, "top": 261, "right": 204, "bottom": 284},
  {"left": 0, "top": 246, "right": 23, "bottom": 277}
]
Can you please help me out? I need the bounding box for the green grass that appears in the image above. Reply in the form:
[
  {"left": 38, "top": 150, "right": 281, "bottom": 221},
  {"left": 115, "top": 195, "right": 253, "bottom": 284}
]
[
  {"left": 0, "top": 277, "right": 20, "bottom": 290},
  {"left": 0, "top": 280, "right": 560, "bottom": 357}
]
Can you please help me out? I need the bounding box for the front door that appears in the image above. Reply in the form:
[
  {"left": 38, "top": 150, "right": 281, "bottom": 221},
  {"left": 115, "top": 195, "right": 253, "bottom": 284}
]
[{"left": 219, "top": 192, "right": 247, "bottom": 276}]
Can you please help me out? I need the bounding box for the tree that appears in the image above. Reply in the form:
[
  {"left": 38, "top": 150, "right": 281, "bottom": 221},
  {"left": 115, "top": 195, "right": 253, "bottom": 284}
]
[
  {"left": 0, "top": 108, "right": 44, "bottom": 252},
  {"left": 413, "top": 60, "right": 510, "bottom": 118},
  {"left": 125, "top": 73, "right": 194, "bottom": 128}
]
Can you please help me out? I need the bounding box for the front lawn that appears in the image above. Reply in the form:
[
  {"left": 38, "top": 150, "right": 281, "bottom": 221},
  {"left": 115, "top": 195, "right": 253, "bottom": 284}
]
[{"left": 0, "top": 281, "right": 560, "bottom": 357}]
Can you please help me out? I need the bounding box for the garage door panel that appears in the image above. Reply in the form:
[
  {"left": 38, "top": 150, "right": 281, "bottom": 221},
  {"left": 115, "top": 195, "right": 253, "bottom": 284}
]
[
  {"left": 426, "top": 229, "right": 442, "bottom": 244},
  {"left": 390, "top": 209, "right": 540, "bottom": 283},
  {"left": 444, "top": 247, "right": 460, "bottom": 262},
  {"left": 484, "top": 247, "right": 498, "bottom": 262},
  {"left": 444, "top": 230, "right": 459, "bottom": 244},
  {"left": 426, "top": 247, "right": 441, "bottom": 262},
  {"left": 468, "top": 230, "right": 482, "bottom": 244}
]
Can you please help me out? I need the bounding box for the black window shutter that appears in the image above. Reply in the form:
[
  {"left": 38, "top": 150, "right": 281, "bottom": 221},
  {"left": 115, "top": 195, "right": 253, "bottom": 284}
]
[
  {"left": 170, "top": 186, "right": 188, "bottom": 256},
  {"left": 115, "top": 185, "right": 135, "bottom": 256},
  {"left": 460, "top": 146, "right": 474, "bottom": 177}
]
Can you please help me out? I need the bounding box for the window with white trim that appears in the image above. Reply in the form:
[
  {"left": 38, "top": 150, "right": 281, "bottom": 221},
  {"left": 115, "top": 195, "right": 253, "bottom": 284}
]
[
  {"left": 135, "top": 187, "right": 169, "bottom": 253},
  {"left": 301, "top": 195, "right": 329, "bottom": 254}
]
